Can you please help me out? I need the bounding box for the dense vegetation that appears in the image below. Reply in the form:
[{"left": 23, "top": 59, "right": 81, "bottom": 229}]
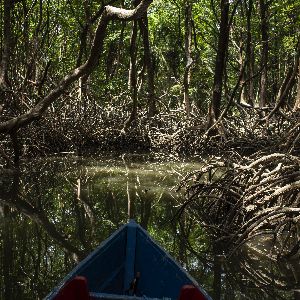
[
  {"left": 0, "top": 0, "right": 299, "bottom": 161},
  {"left": 0, "top": 0, "right": 300, "bottom": 298}
]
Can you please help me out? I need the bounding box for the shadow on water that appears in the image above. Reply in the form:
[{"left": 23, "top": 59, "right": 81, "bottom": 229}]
[{"left": 0, "top": 153, "right": 299, "bottom": 299}]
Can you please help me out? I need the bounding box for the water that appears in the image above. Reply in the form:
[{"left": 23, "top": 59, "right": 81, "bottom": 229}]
[{"left": 0, "top": 153, "right": 298, "bottom": 299}]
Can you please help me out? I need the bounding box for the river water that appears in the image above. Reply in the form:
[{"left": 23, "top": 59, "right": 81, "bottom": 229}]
[{"left": 0, "top": 153, "right": 299, "bottom": 299}]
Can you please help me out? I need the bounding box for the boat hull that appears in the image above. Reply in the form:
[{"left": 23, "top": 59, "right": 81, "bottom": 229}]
[{"left": 45, "top": 220, "right": 211, "bottom": 300}]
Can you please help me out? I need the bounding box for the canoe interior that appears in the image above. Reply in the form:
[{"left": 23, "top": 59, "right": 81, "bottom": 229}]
[{"left": 45, "top": 220, "right": 211, "bottom": 300}]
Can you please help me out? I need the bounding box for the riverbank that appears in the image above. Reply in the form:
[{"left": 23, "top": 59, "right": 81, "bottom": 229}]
[{"left": 1, "top": 109, "right": 299, "bottom": 167}]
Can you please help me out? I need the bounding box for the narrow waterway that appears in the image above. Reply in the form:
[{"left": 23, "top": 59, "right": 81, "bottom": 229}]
[{"left": 0, "top": 153, "right": 298, "bottom": 299}]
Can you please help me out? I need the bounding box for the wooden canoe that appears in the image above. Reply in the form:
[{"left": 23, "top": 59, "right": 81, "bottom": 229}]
[{"left": 45, "top": 220, "right": 211, "bottom": 300}]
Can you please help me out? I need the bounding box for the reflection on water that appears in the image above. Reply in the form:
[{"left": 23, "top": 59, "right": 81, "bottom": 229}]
[{"left": 0, "top": 154, "right": 299, "bottom": 299}]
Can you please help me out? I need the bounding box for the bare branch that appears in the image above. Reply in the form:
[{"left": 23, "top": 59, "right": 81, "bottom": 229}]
[{"left": 0, "top": 0, "right": 153, "bottom": 134}]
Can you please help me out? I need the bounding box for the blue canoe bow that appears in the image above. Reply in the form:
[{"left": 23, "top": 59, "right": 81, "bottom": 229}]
[{"left": 45, "top": 220, "right": 212, "bottom": 300}]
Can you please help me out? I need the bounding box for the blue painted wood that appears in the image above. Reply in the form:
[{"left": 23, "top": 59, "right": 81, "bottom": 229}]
[
  {"left": 134, "top": 226, "right": 211, "bottom": 300},
  {"left": 45, "top": 220, "right": 212, "bottom": 300},
  {"left": 45, "top": 224, "right": 128, "bottom": 299},
  {"left": 123, "top": 220, "right": 137, "bottom": 294},
  {"left": 90, "top": 292, "right": 165, "bottom": 300}
]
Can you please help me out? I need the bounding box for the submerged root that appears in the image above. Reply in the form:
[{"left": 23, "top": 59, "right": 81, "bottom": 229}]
[{"left": 179, "top": 152, "right": 300, "bottom": 257}]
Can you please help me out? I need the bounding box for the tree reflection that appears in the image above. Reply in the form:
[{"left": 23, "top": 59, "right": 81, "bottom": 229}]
[
  {"left": 0, "top": 156, "right": 203, "bottom": 298},
  {"left": 0, "top": 155, "right": 298, "bottom": 299},
  {"left": 0, "top": 169, "right": 85, "bottom": 261},
  {"left": 221, "top": 246, "right": 299, "bottom": 300},
  {"left": 172, "top": 211, "right": 298, "bottom": 299}
]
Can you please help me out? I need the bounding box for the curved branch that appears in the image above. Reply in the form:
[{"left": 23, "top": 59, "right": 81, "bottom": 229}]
[
  {"left": 0, "top": 0, "right": 153, "bottom": 134},
  {"left": 0, "top": 181, "right": 85, "bottom": 262}
]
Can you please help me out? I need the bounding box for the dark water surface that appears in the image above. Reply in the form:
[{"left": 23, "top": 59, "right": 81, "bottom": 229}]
[{"left": 0, "top": 153, "right": 299, "bottom": 299}]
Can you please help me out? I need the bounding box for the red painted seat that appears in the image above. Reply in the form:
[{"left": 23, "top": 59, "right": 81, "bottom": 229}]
[
  {"left": 54, "top": 276, "right": 90, "bottom": 300},
  {"left": 178, "top": 285, "right": 207, "bottom": 300}
]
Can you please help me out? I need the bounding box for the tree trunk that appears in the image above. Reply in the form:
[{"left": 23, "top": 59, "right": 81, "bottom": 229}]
[
  {"left": 111, "top": 21, "right": 126, "bottom": 79},
  {"left": 259, "top": 0, "right": 269, "bottom": 108},
  {"left": 268, "top": 41, "right": 300, "bottom": 118},
  {"left": 294, "top": 56, "right": 300, "bottom": 111},
  {"left": 0, "top": 0, "right": 13, "bottom": 90},
  {"left": 183, "top": 0, "right": 193, "bottom": 117},
  {"left": 139, "top": 13, "right": 157, "bottom": 117},
  {"left": 11, "top": 131, "right": 21, "bottom": 166},
  {"left": 207, "top": 0, "right": 230, "bottom": 127},
  {"left": 239, "top": 39, "right": 247, "bottom": 104},
  {"left": 275, "top": 66, "right": 295, "bottom": 107},
  {"left": 123, "top": 19, "right": 138, "bottom": 131},
  {"left": 245, "top": 0, "right": 254, "bottom": 106},
  {"left": 78, "top": 0, "right": 92, "bottom": 103}
]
